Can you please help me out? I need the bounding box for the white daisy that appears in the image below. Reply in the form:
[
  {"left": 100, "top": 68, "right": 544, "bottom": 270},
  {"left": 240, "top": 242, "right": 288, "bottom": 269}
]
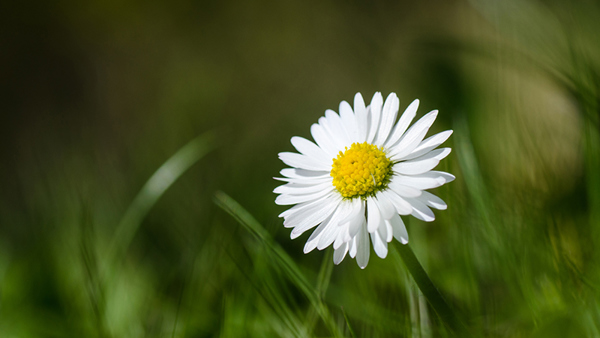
[{"left": 274, "top": 92, "right": 454, "bottom": 269}]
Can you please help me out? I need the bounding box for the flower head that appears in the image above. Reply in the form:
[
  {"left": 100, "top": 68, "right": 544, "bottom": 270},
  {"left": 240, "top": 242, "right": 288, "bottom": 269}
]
[{"left": 274, "top": 92, "right": 454, "bottom": 268}]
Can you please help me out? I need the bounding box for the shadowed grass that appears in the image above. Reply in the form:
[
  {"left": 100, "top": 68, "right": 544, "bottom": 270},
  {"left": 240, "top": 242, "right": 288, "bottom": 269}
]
[{"left": 214, "top": 190, "right": 343, "bottom": 337}]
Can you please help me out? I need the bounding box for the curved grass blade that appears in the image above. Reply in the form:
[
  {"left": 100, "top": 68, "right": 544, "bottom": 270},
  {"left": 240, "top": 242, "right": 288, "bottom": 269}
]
[
  {"left": 341, "top": 306, "right": 356, "bottom": 338},
  {"left": 108, "top": 131, "right": 215, "bottom": 263},
  {"left": 396, "top": 243, "right": 470, "bottom": 336},
  {"left": 214, "top": 191, "right": 343, "bottom": 337},
  {"left": 305, "top": 251, "right": 334, "bottom": 333}
]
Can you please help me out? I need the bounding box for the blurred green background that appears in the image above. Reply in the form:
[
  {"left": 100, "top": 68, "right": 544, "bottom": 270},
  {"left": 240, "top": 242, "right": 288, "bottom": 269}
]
[{"left": 1, "top": 0, "right": 600, "bottom": 336}]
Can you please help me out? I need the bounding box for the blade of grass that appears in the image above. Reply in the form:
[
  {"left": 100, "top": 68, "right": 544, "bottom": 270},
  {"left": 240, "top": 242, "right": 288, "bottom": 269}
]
[
  {"left": 396, "top": 243, "right": 470, "bottom": 336},
  {"left": 108, "top": 131, "right": 215, "bottom": 264},
  {"left": 341, "top": 306, "right": 356, "bottom": 338},
  {"left": 214, "top": 191, "right": 342, "bottom": 337},
  {"left": 453, "top": 116, "right": 499, "bottom": 249},
  {"left": 305, "top": 250, "right": 334, "bottom": 333},
  {"left": 315, "top": 250, "right": 334, "bottom": 299},
  {"left": 79, "top": 202, "right": 109, "bottom": 338},
  {"left": 224, "top": 244, "right": 305, "bottom": 337}
]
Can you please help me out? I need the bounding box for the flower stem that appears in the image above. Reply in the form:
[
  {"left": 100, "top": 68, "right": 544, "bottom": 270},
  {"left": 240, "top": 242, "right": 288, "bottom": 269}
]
[{"left": 396, "top": 243, "right": 469, "bottom": 335}]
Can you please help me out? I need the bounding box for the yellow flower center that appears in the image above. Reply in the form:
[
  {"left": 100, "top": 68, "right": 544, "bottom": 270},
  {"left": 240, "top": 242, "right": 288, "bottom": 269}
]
[{"left": 330, "top": 142, "right": 393, "bottom": 199}]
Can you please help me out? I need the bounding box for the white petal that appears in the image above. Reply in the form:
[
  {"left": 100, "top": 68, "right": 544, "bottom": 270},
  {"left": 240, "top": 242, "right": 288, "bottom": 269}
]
[
  {"left": 279, "top": 194, "right": 341, "bottom": 220},
  {"left": 417, "top": 191, "right": 447, "bottom": 210},
  {"left": 339, "top": 100, "right": 359, "bottom": 143},
  {"left": 274, "top": 181, "right": 333, "bottom": 195},
  {"left": 356, "top": 224, "right": 370, "bottom": 269},
  {"left": 406, "top": 197, "right": 435, "bottom": 222},
  {"left": 317, "top": 201, "right": 354, "bottom": 250},
  {"left": 393, "top": 148, "right": 451, "bottom": 175},
  {"left": 384, "top": 218, "right": 393, "bottom": 242},
  {"left": 404, "top": 130, "right": 453, "bottom": 161},
  {"left": 344, "top": 200, "right": 365, "bottom": 237},
  {"left": 274, "top": 175, "right": 332, "bottom": 184},
  {"left": 303, "top": 216, "right": 331, "bottom": 253},
  {"left": 371, "top": 231, "right": 388, "bottom": 258},
  {"left": 302, "top": 202, "right": 350, "bottom": 252},
  {"left": 388, "top": 181, "right": 423, "bottom": 198},
  {"left": 333, "top": 228, "right": 347, "bottom": 250},
  {"left": 394, "top": 171, "right": 454, "bottom": 189},
  {"left": 428, "top": 170, "right": 456, "bottom": 183},
  {"left": 280, "top": 168, "right": 330, "bottom": 180},
  {"left": 394, "top": 148, "right": 451, "bottom": 175},
  {"left": 309, "top": 203, "right": 346, "bottom": 250},
  {"left": 349, "top": 235, "right": 358, "bottom": 258},
  {"left": 333, "top": 242, "right": 349, "bottom": 265},
  {"left": 291, "top": 136, "right": 332, "bottom": 165},
  {"left": 407, "top": 147, "right": 451, "bottom": 162},
  {"left": 374, "top": 93, "right": 399, "bottom": 146},
  {"left": 366, "top": 92, "right": 383, "bottom": 143},
  {"left": 375, "top": 214, "right": 387, "bottom": 242},
  {"left": 377, "top": 218, "right": 389, "bottom": 242},
  {"left": 278, "top": 192, "right": 334, "bottom": 218},
  {"left": 310, "top": 123, "right": 339, "bottom": 157},
  {"left": 275, "top": 188, "right": 333, "bottom": 205},
  {"left": 338, "top": 198, "right": 363, "bottom": 224},
  {"left": 388, "top": 110, "right": 438, "bottom": 160},
  {"left": 392, "top": 174, "right": 445, "bottom": 190},
  {"left": 354, "top": 93, "right": 368, "bottom": 142},
  {"left": 318, "top": 117, "right": 346, "bottom": 151},
  {"left": 366, "top": 197, "right": 383, "bottom": 233},
  {"left": 385, "top": 99, "right": 419, "bottom": 148},
  {"left": 347, "top": 211, "right": 364, "bottom": 238},
  {"left": 325, "top": 110, "right": 351, "bottom": 146},
  {"left": 380, "top": 190, "right": 413, "bottom": 215},
  {"left": 387, "top": 213, "right": 408, "bottom": 244},
  {"left": 375, "top": 194, "right": 396, "bottom": 219},
  {"left": 279, "top": 152, "right": 330, "bottom": 171},
  {"left": 339, "top": 227, "right": 352, "bottom": 249},
  {"left": 317, "top": 225, "right": 341, "bottom": 250},
  {"left": 288, "top": 198, "right": 340, "bottom": 237}
]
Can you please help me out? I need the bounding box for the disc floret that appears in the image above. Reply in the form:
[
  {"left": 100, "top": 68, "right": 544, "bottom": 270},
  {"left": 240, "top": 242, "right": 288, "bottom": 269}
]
[{"left": 330, "top": 142, "right": 393, "bottom": 199}]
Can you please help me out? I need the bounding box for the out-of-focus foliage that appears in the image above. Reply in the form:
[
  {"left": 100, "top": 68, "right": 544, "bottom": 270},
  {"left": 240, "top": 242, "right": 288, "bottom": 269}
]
[{"left": 1, "top": 0, "right": 599, "bottom": 336}]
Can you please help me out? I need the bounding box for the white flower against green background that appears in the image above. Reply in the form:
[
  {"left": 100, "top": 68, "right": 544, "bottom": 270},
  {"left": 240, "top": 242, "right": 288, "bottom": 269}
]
[{"left": 274, "top": 92, "right": 454, "bottom": 268}]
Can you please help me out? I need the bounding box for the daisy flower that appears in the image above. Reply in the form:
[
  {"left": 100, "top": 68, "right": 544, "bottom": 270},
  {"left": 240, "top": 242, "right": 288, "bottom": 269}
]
[{"left": 274, "top": 92, "right": 454, "bottom": 269}]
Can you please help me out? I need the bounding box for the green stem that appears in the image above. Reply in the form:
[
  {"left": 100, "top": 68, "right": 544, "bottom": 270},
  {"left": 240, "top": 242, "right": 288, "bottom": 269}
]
[{"left": 396, "top": 243, "right": 469, "bottom": 335}]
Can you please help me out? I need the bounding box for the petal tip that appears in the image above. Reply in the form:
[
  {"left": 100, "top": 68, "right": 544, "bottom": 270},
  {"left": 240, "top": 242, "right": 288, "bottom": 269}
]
[{"left": 303, "top": 243, "right": 316, "bottom": 254}]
